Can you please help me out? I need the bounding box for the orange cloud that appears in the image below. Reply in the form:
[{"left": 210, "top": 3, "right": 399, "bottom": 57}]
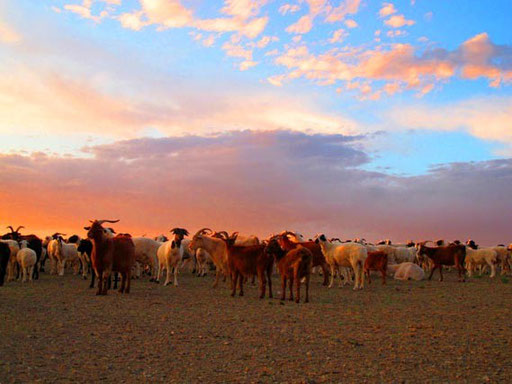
[
  {"left": 385, "top": 14, "right": 415, "bottom": 28},
  {"left": 273, "top": 33, "right": 512, "bottom": 96},
  {"left": 379, "top": 2, "right": 397, "bottom": 18},
  {"left": 0, "top": 17, "right": 21, "bottom": 45}
]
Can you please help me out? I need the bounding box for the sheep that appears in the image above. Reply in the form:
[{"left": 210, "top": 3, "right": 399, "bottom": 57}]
[
  {"left": 492, "top": 246, "right": 510, "bottom": 275},
  {"left": 154, "top": 234, "right": 168, "bottom": 242},
  {"left": 315, "top": 234, "right": 367, "bottom": 290},
  {"left": 375, "top": 244, "right": 398, "bottom": 263},
  {"left": 195, "top": 248, "right": 211, "bottom": 277},
  {"left": 132, "top": 237, "right": 161, "bottom": 281},
  {"left": 416, "top": 243, "right": 466, "bottom": 281},
  {"left": 16, "top": 240, "right": 37, "bottom": 283},
  {"left": 393, "top": 246, "right": 417, "bottom": 264},
  {"left": 265, "top": 236, "right": 312, "bottom": 303},
  {"left": 388, "top": 262, "right": 425, "bottom": 281},
  {"left": 465, "top": 247, "right": 498, "bottom": 278},
  {"left": 364, "top": 251, "right": 388, "bottom": 285},
  {"left": 66, "top": 235, "right": 89, "bottom": 279},
  {"left": 49, "top": 235, "right": 81, "bottom": 276},
  {"left": 0, "top": 239, "right": 19, "bottom": 282},
  {"left": 3, "top": 226, "right": 43, "bottom": 279},
  {"left": 189, "top": 228, "right": 229, "bottom": 288},
  {"left": 84, "top": 219, "right": 135, "bottom": 295}
]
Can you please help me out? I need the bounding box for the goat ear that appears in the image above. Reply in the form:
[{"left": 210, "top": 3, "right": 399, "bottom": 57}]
[
  {"left": 171, "top": 241, "right": 175, "bottom": 249},
  {"left": 83, "top": 226, "right": 90, "bottom": 230}
]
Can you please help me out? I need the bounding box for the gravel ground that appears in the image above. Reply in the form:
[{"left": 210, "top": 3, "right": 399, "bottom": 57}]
[{"left": 1, "top": 270, "right": 511, "bottom": 383}]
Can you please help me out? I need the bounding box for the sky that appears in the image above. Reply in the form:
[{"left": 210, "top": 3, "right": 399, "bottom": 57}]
[{"left": 0, "top": 0, "right": 511, "bottom": 244}]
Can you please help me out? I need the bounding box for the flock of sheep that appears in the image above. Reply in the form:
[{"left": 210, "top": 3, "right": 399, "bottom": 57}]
[{"left": 1, "top": 222, "right": 510, "bottom": 303}]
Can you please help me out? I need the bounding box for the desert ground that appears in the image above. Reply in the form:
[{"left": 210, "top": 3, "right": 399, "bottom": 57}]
[{"left": 1, "top": 270, "right": 511, "bottom": 383}]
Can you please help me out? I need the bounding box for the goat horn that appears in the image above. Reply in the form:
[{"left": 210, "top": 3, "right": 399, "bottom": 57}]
[
  {"left": 6, "top": 226, "right": 15, "bottom": 233},
  {"left": 15, "top": 226, "right": 25, "bottom": 232},
  {"left": 230, "top": 231, "right": 239, "bottom": 239},
  {"left": 193, "top": 228, "right": 212, "bottom": 237},
  {"left": 96, "top": 219, "right": 120, "bottom": 225}
]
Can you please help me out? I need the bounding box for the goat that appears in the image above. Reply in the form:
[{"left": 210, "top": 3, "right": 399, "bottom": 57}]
[
  {"left": 416, "top": 243, "right": 466, "bottom": 281},
  {"left": 156, "top": 228, "right": 189, "bottom": 286},
  {"left": 278, "top": 231, "right": 330, "bottom": 286},
  {"left": 364, "top": 251, "right": 388, "bottom": 285},
  {"left": 3, "top": 226, "right": 42, "bottom": 280},
  {"left": 216, "top": 232, "right": 273, "bottom": 298},
  {"left": 189, "top": 228, "right": 229, "bottom": 288},
  {"left": 265, "top": 236, "right": 312, "bottom": 303},
  {"left": 0, "top": 242, "right": 10, "bottom": 286},
  {"left": 84, "top": 220, "right": 135, "bottom": 295}
]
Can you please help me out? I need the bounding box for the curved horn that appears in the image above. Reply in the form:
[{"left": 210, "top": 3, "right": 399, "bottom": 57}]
[
  {"left": 6, "top": 226, "right": 15, "bottom": 233},
  {"left": 230, "top": 231, "right": 239, "bottom": 239},
  {"left": 216, "top": 231, "right": 230, "bottom": 239},
  {"left": 96, "top": 219, "right": 120, "bottom": 225},
  {"left": 15, "top": 226, "right": 25, "bottom": 232},
  {"left": 193, "top": 228, "right": 212, "bottom": 237}
]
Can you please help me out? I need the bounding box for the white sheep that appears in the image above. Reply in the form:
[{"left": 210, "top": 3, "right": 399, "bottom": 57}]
[
  {"left": 0, "top": 239, "right": 20, "bottom": 282},
  {"left": 493, "top": 246, "right": 510, "bottom": 275},
  {"left": 132, "top": 237, "right": 161, "bottom": 281},
  {"left": 387, "top": 262, "right": 425, "bottom": 281},
  {"left": 315, "top": 234, "right": 367, "bottom": 290},
  {"left": 194, "top": 248, "right": 211, "bottom": 277},
  {"left": 465, "top": 247, "right": 498, "bottom": 278},
  {"left": 393, "top": 246, "right": 417, "bottom": 264},
  {"left": 16, "top": 240, "right": 37, "bottom": 283}
]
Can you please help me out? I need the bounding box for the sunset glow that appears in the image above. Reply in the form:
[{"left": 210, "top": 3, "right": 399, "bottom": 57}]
[{"left": 1, "top": 0, "right": 511, "bottom": 244}]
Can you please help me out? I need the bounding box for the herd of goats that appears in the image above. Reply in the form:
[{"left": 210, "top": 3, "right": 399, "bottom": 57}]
[{"left": 1, "top": 221, "right": 511, "bottom": 302}]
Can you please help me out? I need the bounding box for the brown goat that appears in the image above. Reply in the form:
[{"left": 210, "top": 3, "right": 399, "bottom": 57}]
[
  {"left": 265, "top": 237, "right": 313, "bottom": 303},
  {"left": 416, "top": 243, "right": 466, "bottom": 282},
  {"left": 278, "top": 232, "right": 330, "bottom": 286},
  {"left": 364, "top": 251, "right": 388, "bottom": 285},
  {"left": 220, "top": 232, "right": 273, "bottom": 298},
  {"left": 85, "top": 220, "right": 135, "bottom": 295}
]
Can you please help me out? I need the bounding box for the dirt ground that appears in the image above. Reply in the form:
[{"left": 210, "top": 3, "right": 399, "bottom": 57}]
[{"left": 1, "top": 269, "right": 511, "bottom": 383}]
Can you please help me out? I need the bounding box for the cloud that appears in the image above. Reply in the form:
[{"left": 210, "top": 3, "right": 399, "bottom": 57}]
[
  {"left": 0, "top": 65, "right": 360, "bottom": 139},
  {"left": 286, "top": 0, "right": 362, "bottom": 34},
  {"left": 344, "top": 19, "right": 358, "bottom": 28},
  {"left": 0, "top": 19, "right": 21, "bottom": 45},
  {"left": 286, "top": 15, "right": 314, "bottom": 34},
  {"left": 329, "top": 29, "right": 347, "bottom": 44},
  {"left": 384, "top": 14, "right": 415, "bottom": 28},
  {"left": 379, "top": 3, "right": 397, "bottom": 18},
  {"left": 387, "top": 96, "right": 512, "bottom": 154},
  {"left": 63, "top": 1, "right": 110, "bottom": 23},
  {"left": 279, "top": 4, "right": 301, "bottom": 15},
  {"left": 273, "top": 33, "right": 512, "bottom": 96},
  {"left": 1, "top": 132, "right": 511, "bottom": 245}
]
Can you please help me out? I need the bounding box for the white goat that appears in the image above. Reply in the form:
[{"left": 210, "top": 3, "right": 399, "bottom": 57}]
[{"left": 157, "top": 239, "right": 191, "bottom": 286}]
